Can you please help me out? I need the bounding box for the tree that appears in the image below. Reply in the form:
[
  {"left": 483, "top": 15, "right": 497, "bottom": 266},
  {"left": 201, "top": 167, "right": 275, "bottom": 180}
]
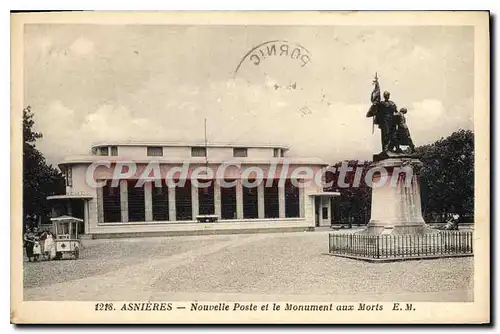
[
  {"left": 23, "top": 106, "right": 65, "bottom": 227},
  {"left": 416, "top": 129, "right": 474, "bottom": 221},
  {"left": 325, "top": 160, "right": 372, "bottom": 224}
]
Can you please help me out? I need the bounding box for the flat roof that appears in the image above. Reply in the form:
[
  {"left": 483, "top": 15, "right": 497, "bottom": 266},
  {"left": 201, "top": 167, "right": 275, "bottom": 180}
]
[
  {"left": 91, "top": 142, "right": 290, "bottom": 150},
  {"left": 58, "top": 156, "right": 329, "bottom": 167}
]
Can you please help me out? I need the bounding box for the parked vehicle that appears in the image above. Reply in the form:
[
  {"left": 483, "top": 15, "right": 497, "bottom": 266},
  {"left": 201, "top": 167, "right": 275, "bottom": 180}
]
[{"left": 51, "top": 216, "right": 82, "bottom": 260}]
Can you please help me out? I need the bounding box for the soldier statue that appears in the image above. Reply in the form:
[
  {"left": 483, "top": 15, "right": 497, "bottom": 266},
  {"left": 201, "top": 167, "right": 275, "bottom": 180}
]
[
  {"left": 389, "top": 107, "right": 416, "bottom": 153},
  {"left": 366, "top": 74, "right": 397, "bottom": 152},
  {"left": 366, "top": 73, "right": 415, "bottom": 154}
]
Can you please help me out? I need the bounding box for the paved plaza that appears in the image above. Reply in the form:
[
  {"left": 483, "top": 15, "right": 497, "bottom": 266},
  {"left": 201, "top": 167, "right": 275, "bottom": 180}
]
[{"left": 23, "top": 230, "right": 473, "bottom": 301}]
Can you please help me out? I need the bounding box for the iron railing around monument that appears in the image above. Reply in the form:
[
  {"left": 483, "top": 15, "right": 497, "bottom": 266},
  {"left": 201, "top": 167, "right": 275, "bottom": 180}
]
[{"left": 328, "top": 231, "right": 473, "bottom": 260}]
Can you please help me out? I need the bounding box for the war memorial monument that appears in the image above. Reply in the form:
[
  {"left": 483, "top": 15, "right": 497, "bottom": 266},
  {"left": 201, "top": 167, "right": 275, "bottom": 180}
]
[{"left": 328, "top": 75, "right": 474, "bottom": 261}]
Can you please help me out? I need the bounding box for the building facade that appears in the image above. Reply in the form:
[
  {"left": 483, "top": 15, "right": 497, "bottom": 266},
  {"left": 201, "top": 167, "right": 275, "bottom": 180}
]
[{"left": 48, "top": 143, "right": 339, "bottom": 238}]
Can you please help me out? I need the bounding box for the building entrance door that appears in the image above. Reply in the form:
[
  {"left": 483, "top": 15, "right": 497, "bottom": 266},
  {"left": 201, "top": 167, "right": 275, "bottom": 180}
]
[
  {"left": 71, "top": 200, "right": 85, "bottom": 235},
  {"left": 314, "top": 197, "right": 320, "bottom": 227}
]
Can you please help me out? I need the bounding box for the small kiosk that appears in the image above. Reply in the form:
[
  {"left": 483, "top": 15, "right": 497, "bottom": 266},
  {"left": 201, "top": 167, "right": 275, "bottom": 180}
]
[{"left": 51, "top": 215, "right": 82, "bottom": 260}]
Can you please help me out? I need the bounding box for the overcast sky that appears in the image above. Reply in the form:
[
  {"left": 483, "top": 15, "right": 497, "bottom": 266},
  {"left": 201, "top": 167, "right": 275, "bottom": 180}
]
[{"left": 24, "top": 24, "right": 474, "bottom": 165}]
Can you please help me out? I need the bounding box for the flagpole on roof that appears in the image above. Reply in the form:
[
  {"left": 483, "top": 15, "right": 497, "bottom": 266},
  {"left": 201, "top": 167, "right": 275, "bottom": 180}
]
[
  {"left": 204, "top": 118, "right": 209, "bottom": 172},
  {"left": 203, "top": 118, "right": 209, "bottom": 194}
]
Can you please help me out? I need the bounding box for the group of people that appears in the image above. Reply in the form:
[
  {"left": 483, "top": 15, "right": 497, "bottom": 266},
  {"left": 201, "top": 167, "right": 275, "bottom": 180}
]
[{"left": 23, "top": 227, "right": 56, "bottom": 262}]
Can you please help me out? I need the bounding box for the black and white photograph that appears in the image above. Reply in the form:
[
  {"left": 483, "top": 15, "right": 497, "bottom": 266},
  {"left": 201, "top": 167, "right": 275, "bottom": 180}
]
[{"left": 10, "top": 11, "right": 490, "bottom": 324}]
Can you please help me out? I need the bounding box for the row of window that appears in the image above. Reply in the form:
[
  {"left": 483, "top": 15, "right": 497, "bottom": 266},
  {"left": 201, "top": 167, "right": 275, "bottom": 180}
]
[
  {"left": 150, "top": 146, "right": 248, "bottom": 157},
  {"left": 94, "top": 146, "right": 285, "bottom": 158},
  {"left": 96, "top": 146, "right": 118, "bottom": 156},
  {"left": 101, "top": 179, "right": 300, "bottom": 223}
]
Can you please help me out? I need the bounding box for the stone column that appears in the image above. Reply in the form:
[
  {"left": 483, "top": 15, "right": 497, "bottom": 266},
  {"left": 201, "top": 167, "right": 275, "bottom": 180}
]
[
  {"left": 214, "top": 182, "right": 222, "bottom": 218},
  {"left": 120, "top": 180, "right": 129, "bottom": 223},
  {"left": 236, "top": 179, "right": 243, "bottom": 219},
  {"left": 278, "top": 184, "right": 286, "bottom": 218},
  {"left": 299, "top": 185, "right": 305, "bottom": 218},
  {"left": 257, "top": 181, "right": 265, "bottom": 219},
  {"left": 96, "top": 186, "right": 104, "bottom": 223},
  {"left": 191, "top": 181, "right": 199, "bottom": 220},
  {"left": 144, "top": 181, "right": 153, "bottom": 221},
  {"left": 330, "top": 197, "right": 334, "bottom": 224},
  {"left": 83, "top": 200, "right": 89, "bottom": 234},
  {"left": 168, "top": 184, "right": 176, "bottom": 222}
]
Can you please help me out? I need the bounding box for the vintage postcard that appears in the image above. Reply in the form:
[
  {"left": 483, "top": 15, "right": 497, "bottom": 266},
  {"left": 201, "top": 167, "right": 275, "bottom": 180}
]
[{"left": 11, "top": 11, "right": 490, "bottom": 324}]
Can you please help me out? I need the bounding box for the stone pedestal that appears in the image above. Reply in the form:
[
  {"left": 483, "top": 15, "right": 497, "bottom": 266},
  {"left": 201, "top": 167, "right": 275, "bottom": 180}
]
[
  {"left": 359, "top": 157, "right": 432, "bottom": 235},
  {"left": 330, "top": 156, "right": 473, "bottom": 261}
]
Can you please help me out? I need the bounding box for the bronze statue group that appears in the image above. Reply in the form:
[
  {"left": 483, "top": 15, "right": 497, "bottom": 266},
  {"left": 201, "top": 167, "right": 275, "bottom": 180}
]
[{"left": 367, "top": 74, "right": 415, "bottom": 154}]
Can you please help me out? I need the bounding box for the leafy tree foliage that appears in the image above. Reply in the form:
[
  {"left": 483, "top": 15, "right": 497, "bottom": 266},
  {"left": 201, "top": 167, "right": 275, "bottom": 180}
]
[
  {"left": 325, "top": 160, "right": 372, "bottom": 224},
  {"left": 416, "top": 129, "right": 474, "bottom": 221},
  {"left": 23, "top": 106, "right": 65, "bottom": 227}
]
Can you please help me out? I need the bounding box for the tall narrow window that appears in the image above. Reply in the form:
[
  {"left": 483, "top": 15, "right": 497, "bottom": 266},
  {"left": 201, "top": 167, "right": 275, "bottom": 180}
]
[
  {"left": 127, "top": 180, "right": 145, "bottom": 222},
  {"left": 175, "top": 180, "right": 192, "bottom": 221},
  {"left": 221, "top": 179, "right": 237, "bottom": 219},
  {"left": 102, "top": 180, "right": 121, "bottom": 223},
  {"left": 273, "top": 148, "right": 280, "bottom": 157},
  {"left": 233, "top": 148, "right": 248, "bottom": 157},
  {"left": 243, "top": 179, "right": 258, "bottom": 219},
  {"left": 65, "top": 167, "right": 73, "bottom": 187},
  {"left": 152, "top": 183, "right": 169, "bottom": 221},
  {"left": 285, "top": 179, "right": 300, "bottom": 218},
  {"left": 147, "top": 146, "right": 163, "bottom": 157},
  {"left": 191, "top": 147, "right": 206, "bottom": 157},
  {"left": 110, "top": 146, "right": 118, "bottom": 156},
  {"left": 198, "top": 181, "right": 214, "bottom": 215},
  {"left": 264, "top": 179, "right": 279, "bottom": 218}
]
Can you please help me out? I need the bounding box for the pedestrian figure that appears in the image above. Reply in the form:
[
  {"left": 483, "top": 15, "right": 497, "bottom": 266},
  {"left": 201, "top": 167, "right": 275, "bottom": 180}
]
[
  {"left": 44, "top": 231, "right": 56, "bottom": 260},
  {"left": 39, "top": 229, "right": 48, "bottom": 259},
  {"left": 33, "top": 238, "right": 42, "bottom": 261},
  {"left": 23, "top": 228, "right": 35, "bottom": 262}
]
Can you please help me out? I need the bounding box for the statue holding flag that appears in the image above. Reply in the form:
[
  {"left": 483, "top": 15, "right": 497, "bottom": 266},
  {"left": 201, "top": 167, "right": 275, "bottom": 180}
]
[{"left": 366, "top": 73, "right": 398, "bottom": 153}]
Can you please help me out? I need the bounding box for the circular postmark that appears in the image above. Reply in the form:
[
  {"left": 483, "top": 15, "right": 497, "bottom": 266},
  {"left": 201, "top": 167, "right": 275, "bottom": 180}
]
[
  {"left": 234, "top": 40, "right": 325, "bottom": 118},
  {"left": 234, "top": 40, "right": 312, "bottom": 76}
]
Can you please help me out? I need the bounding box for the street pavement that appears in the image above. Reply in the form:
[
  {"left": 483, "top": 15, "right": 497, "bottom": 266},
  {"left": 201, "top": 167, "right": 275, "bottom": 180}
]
[{"left": 23, "top": 230, "right": 473, "bottom": 301}]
